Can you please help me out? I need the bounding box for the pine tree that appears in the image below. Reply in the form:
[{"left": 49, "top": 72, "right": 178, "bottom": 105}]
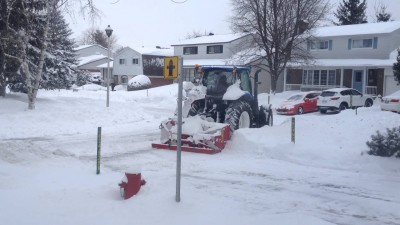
[
  {"left": 375, "top": 4, "right": 391, "bottom": 22},
  {"left": 41, "top": 9, "right": 77, "bottom": 90},
  {"left": 75, "top": 70, "right": 91, "bottom": 86},
  {"left": 393, "top": 49, "right": 400, "bottom": 85},
  {"left": 367, "top": 127, "right": 400, "bottom": 158},
  {"left": 334, "top": 0, "right": 368, "bottom": 25}
]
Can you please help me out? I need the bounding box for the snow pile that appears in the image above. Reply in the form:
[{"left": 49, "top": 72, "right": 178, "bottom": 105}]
[
  {"left": 128, "top": 75, "right": 151, "bottom": 88},
  {"left": 127, "top": 75, "right": 151, "bottom": 91},
  {"left": 1, "top": 84, "right": 400, "bottom": 225},
  {"left": 223, "top": 81, "right": 247, "bottom": 100},
  {"left": 78, "top": 83, "right": 106, "bottom": 91}
]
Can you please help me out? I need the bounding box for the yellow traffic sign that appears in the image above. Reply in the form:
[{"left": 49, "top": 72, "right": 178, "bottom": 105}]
[{"left": 163, "top": 56, "right": 179, "bottom": 79}]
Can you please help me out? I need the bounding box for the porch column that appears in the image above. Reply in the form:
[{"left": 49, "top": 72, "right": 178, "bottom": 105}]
[
  {"left": 364, "top": 67, "right": 367, "bottom": 94},
  {"left": 283, "top": 67, "right": 287, "bottom": 91},
  {"left": 340, "top": 67, "right": 344, "bottom": 87}
]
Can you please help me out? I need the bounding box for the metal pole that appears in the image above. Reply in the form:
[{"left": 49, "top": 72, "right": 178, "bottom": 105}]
[
  {"left": 106, "top": 37, "right": 111, "bottom": 107},
  {"left": 96, "top": 127, "right": 101, "bottom": 174},
  {"left": 291, "top": 117, "right": 295, "bottom": 144},
  {"left": 176, "top": 57, "right": 183, "bottom": 202}
]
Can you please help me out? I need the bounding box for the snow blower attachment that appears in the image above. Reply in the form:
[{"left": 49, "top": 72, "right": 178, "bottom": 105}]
[
  {"left": 152, "top": 66, "right": 272, "bottom": 154},
  {"left": 151, "top": 116, "right": 231, "bottom": 154}
]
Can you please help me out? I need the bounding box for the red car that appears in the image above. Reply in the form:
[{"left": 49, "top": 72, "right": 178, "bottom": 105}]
[{"left": 276, "top": 91, "right": 321, "bottom": 115}]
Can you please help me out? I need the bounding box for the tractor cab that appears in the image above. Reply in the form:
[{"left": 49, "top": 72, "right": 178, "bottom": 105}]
[{"left": 200, "top": 66, "right": 252, "bottom": 97}]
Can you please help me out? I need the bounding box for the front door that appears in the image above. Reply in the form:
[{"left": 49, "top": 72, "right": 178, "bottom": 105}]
[{"left": 353, "top": 70, "right": 363, "bottom": 93}]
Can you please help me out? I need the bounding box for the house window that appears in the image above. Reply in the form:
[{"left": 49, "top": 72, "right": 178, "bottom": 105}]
[
  {"left": 313, "top": 70, "right": 320, "bottom": 84},
  {"left": 207, "top": 45, "right": 223, "bottom": 54},
  {"left": 121, "top": 75, "right": 128, "bottom": 84},
  {"left": 303, "top": 70, "right": 336, "bottom": 86},
  {"left": 311, "top": 41, "right": 329, "bottom": 50},
  {"left": 183, "top": 46, "right": 198, "bottom": 55},
  {"left": 132, "top": 58, "right": 139, "bottom": 64},
  {"left": 328, "top": 70, "right": 336, "bottom": 85},
  {"left": 352, "top": 39, "right": 373, "bottom": 48},
  {"left": 320, "top": 70, "right": 327, "bottom": 85},
  {"left": 119, "top": 58, "right": 126, "bottom": 64}
]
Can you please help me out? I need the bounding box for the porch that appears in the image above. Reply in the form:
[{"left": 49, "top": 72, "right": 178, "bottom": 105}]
[{"left": 283, "top": 68, "right": 383, "bottom": 96}]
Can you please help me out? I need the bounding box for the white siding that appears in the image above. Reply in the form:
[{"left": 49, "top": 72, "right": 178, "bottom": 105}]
[{"left": 113, "top": 48, "right": 143, "bottom": 76}]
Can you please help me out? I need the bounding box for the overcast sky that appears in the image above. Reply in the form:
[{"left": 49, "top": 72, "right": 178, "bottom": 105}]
[{"left": 66, "top": 0, "right": 400, "bottom": 48}]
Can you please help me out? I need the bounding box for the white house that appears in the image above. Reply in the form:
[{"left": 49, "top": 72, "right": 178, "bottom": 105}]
[
  {"left": 171, "top": 33, "right": 253, "bottom": 81},
  {"left": 74, "top": 44, "right": 113, "bottom": 85},
  {"left": 112, "top": 46, "right": 173, "bottom": 87},
  {"left": 283, "top": 21, "right": 400, "bottom": 96}
]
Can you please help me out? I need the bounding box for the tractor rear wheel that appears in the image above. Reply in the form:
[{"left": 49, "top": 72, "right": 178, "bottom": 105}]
[{"left": 224, "top": 101, "right": 253, "bottom": 133}]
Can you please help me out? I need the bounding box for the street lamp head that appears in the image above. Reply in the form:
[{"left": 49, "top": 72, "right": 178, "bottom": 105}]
[{"left": 105, "top": 25, "right": 113, "bottom": 37}]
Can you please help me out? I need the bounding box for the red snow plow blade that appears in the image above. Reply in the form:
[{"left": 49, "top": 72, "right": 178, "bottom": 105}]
[{"left": 151, "top": 117, "right": 231, "bottom": 154}]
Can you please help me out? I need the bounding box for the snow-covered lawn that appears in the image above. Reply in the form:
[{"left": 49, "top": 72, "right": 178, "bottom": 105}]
[{"left": 1, "top": 85, "right": 399, "bottom": 225}]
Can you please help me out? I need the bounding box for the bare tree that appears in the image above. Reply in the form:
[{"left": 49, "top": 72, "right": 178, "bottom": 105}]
[
  {"left": 78, "top": 27, "right": 118, "bottom": 49},
  {"left": 230, "top": 0, "right": 330, "bottom": 93}
]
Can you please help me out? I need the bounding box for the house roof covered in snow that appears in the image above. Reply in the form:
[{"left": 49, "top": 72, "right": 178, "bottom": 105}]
[
  {"left": 172, "top": 33, "right": 252, "bottom": 46},
  {"left": 97, "top": 61, "right": 114, "bottom": 68},
  {"left": 116, "top": 46, "right": 173, "bottom": 57},
  {"left": 287, "top": 58, "right": 396, "bottom": 68},
  {"left": 313, "top": 20, "right": 400, "bottom": 37},
  {"left": 183, "top": 59, "right": 228, "bottom": 67},
  {"left": 74, "top": 44, "right": 108, "bottom": 51},
  {"left": 78, "top": 55, "right": 110, "bottom": 67},
  {"left": 133, "top": 46, "right": 173, "bottom": 56}
]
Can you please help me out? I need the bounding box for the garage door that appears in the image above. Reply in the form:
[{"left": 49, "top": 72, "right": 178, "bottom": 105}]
[{"left": 384, "top": 75, "right": 400, "bottom": 96}]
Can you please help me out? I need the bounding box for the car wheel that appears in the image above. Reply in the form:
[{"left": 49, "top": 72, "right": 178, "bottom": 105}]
[
  {"left": 297, "top": 107, "right": 304, "bottom": 115},
  {"left": 364, "top": 99, "right": 373, "bottom": 107},
  {"left": 320, "top": 109, "right": 327, "bottom": 114},
  {"left": 339, "top": 103, "right": 348, "bottom": 111}
]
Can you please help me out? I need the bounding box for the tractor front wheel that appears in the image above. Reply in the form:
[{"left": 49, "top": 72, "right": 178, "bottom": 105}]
[
  {"left": 188, "top": 100, "right": 205, "bottom": 117},
  {"left": 224, "top": 101, "right": 253, "bottom": 133}
]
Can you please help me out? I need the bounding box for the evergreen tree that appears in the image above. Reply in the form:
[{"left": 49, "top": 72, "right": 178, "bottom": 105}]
[
  {"left": 393, "top": 49, "right": 400, "bottom": 85},
  {"left": 334, "top": 0, "right": 368, "bottom": 25},
  {"left": 75, "top": 70, "right": 91, "bottom": 86},
  {"left": 41, "top": 9, "right": 77, "bottom": 90},
  {"left": 367, "top": 127, "right": 400, "bottom": 158},
  {"left": 375, "top": 4, "right": 391, "bottom": 22}
]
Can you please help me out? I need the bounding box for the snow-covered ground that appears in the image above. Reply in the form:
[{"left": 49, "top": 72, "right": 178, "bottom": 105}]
[{"left": 1, "top": 85, "right": 400, "bottom": 225}]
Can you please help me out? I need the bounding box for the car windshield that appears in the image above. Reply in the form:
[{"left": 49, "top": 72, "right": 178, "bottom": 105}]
[
  {"left": 320, "top": 91, "right": 336, "bottom": 97},
  {"left": 288, "top": 95, "right": 303, "bottom": 101}
]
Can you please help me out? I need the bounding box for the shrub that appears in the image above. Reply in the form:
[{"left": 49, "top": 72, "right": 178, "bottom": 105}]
[
  {"left": 127, "top": 75, "right": 151, "bottom": 91},
  {"left": 366, "top": 127, "right": 400, "bottom": 158}
]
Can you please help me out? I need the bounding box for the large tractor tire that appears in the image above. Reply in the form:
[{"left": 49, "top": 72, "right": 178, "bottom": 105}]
[
  {"left": 224, "top": 101, "right": 253, "bottom": 133},
  {"left": 188, "top": 100, "right": 205, "bottom": 117}
]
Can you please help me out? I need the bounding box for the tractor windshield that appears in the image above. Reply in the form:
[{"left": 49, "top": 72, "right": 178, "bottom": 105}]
[{"left": 203, "top": 69, "right": 252, "bottom": 95}]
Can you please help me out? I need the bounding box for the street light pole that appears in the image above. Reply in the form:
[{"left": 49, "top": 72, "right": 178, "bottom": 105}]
[{"left": 105, "top": 25, "right": 113, "bottom": 107}]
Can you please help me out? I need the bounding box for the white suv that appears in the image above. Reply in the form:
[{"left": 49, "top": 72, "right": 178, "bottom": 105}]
[{"left": 317, "top": 88, "right": 374, "bottom": 113}]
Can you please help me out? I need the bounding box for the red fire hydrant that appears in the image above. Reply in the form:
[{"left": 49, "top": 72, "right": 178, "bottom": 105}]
[{"left": 118, "top": 173, "right": 146, "bottom": 200}]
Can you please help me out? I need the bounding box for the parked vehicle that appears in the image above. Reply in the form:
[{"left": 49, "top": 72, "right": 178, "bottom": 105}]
[
  {"left": 317, "top": 88, "right": 374, "bottom": 113},
  {"left": 381, "top": 90, "right": 400, "bottom": 113},
  {"left": 276, "top": 91, "right": 320, "bottom": 115}
]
